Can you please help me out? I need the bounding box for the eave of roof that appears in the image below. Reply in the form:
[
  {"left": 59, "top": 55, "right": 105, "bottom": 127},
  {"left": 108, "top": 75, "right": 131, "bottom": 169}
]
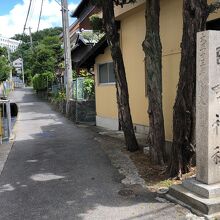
[
  {"left": 72, "top": 36, "right": 108, "bottom": 69},
  {"left": 72, "top": 0, "right": 87, "bottom": 18}
]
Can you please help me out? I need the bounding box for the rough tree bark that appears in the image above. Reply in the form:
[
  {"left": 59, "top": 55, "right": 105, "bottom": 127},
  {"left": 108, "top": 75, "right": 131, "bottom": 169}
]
[
  {"left": 142, "top": 0, "right": 165, "bottom": 165},
  {"left": 169, "top": 0, "right": 209, "bottom": 178},
  {"left": 101, "top": 0, "right": 139, "bottom": 152}
]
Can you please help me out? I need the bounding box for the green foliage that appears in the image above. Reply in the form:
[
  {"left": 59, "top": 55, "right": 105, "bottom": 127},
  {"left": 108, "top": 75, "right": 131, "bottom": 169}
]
[
  {"left": 89, "top": 14, "right": 103, "bottom": 32},
  {"left": 32, "top": 44, "right": 57, "bottom": 75},
  {"left": 12, "top": 27, "right": 62, "bottom": 45},
  {"left": 72, "top": 69, "right": 77, "bottom": 79},
  {"left": 0, "top": 46, "right": 11, "bottom": 82},
  {"left": 0, "top": 47, "right": 8, "bottom": 57},
  {"left": 32, "top": 71, "right": 54, "bottom": 91},
  {"left": 79, "top": 70, "right": 95, "bottom": 99},
  {"left": 81, "top": 31, "right": 104, "bottom": 43},
  {"left": 72, "top": 69, "right": 95, "bottom": 100},
  {"left": 0, "top": 56, "right": 11, "bottom": 82},
  {"left": 83, "top": 77, "right": 95, "bottom": 99},
  {"left": 11, "top": 27, "right": 63, "bottom": 85},
  {"left": 32, "top": 27, "right": 63, "bottom": 43},
  {"left": 52, "top": 90, "right": 66, "bottom": 102},
  {"left": 33, "top": 74, "right": 44, "bottom": 91},
  {"left": 41, "top": 36, "right": 63, "bottom": 63}
]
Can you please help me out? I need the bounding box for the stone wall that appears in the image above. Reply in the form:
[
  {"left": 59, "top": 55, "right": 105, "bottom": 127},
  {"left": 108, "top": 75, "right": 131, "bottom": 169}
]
[
  {"left": 67, "top": 100, "right": 96, "bottom": 123},
  {"left": 36, "top": 91, "right": 96, "bottom": 124}
]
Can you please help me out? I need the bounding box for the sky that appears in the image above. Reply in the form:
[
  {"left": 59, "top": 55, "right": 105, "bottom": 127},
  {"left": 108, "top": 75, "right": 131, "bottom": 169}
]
[{"left": 0, "top": 0, "right": 81, "bottom": 38}]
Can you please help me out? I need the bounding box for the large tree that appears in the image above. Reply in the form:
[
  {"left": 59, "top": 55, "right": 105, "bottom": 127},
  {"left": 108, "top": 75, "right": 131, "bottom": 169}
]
[
  {"left": 12, "top": 27, "right": 62, "bottom": 45},
  {"left": 169, "top": 0, "right": 220, "bottom": 178},
  {"left": 0, "top": 47, "right": 8, "bottom": 57},
  {"left": 142, "top": 0, "right": 165, "bottom": 165},
  {"left": 0, "top": 48, "right": 11, "bottom": 82},
  {"left": 11, "top": 28, "right": 63, "bottom": 84},
  {"left": 92, "top": 0, "right": 138, "bottom": 152}
]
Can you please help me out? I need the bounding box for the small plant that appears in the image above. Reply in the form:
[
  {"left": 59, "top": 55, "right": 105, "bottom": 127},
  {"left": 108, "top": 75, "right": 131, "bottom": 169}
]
[
  {"left": 83, "top": 77, "right": 95, "bottom": 100},
  {"left": 72, "top": 69, "right": 95, "bottom": 100},
  {"left": 51, "top": 90, "right": 66, "bottom": 103}
]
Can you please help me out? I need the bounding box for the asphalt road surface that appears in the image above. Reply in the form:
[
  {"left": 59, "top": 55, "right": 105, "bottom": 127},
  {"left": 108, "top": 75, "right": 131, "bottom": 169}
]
[{"left": 0, "top": 88, "right": 189, "bottom": 220}]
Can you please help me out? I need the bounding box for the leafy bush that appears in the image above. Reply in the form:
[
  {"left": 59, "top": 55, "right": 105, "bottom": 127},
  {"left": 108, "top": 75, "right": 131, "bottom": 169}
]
[
  {"left": 83, "top": 77, "right": 95, "bottom": 100},
  {"left": 0, "top": 56, "right": 11, "bottom": 82},
  {"left": 11, "top": 28, "right": 63, "bottom": 84},
  {"left": 51, "top": 90, "right": 66, "bottom": 103},
  {"left": 32, "top": 72, "right": 54, "bottom": 91}
]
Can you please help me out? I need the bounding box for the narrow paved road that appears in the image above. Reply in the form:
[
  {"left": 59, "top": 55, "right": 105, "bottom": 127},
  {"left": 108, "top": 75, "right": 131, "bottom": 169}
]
[{"left": 0, "top": 88, "right": 188, "bottom": 220}]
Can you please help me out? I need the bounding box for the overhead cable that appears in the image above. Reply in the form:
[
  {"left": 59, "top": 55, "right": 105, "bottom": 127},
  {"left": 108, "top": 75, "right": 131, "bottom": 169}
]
[
  {"left": 37, "top": 0, "right": 44, "bottom": 32},
  {"left": 23, "top": 0, "right": 33, "bottom": 34},
  {"left": 54, "top": 0, "right": 68, "bottom": 11},
  {"left": 28, "top": 0, "right": 37, "bottom": 27}
]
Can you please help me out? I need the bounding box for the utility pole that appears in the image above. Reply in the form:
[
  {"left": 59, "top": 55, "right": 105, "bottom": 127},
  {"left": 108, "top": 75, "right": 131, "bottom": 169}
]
[
  {"left": 21, "top": 58, "right": 25, "bottom": 87},
  {"left": 28, "top": 27, "right": 33, "bottom": 51},
  {"left": 24, "top": 27, "right": 33, "bottom": 50},
  {"left": 6, "top": 47, "right": 12, "bottom": 81},
  {"left": 6, "top": 39, "right": 12, "bottom": 82},
  {"left": 61, "top": 0, "right": 73, "bottom": 113}
]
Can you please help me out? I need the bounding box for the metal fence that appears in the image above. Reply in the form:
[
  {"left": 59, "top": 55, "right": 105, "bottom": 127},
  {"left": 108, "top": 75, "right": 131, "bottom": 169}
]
[
  {"left": 13, "top": 77, "right": 24, "bottom": 88},
  {"left": 51, "top": 77, "right": 94, "bottom": 101},
  {"left": 73, "top": 77, "right": 84, "bottom": 100},
  {"left": 0, "top": 100, "right": 12, "bottom": 143},
  {"left": 0, "top": 80, "right": 14, "bottom": 97},
  {"left": 51, "top": 83, "right": 64, "bottom": 94},
  {"left": 50, "top": 77, "right": 96, "bottom": 123}
]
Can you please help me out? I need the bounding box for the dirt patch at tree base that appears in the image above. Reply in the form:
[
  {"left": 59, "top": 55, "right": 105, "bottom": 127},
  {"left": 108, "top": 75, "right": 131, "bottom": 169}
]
[{"left": 124, "top": 149, "right": 196, "bottom": 192}]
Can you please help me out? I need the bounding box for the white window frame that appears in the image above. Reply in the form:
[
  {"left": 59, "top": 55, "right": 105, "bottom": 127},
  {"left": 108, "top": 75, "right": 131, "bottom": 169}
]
[{"left": 97, "top": 61, "right": 116, "bottom": 86}]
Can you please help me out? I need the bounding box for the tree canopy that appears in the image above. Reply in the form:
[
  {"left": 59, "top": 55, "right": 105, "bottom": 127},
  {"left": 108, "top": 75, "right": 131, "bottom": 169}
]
[
  {"left": 11, "top": 27, "right": 63, "bottom": 85},
  {"left": 0, "top": 47, "right": 11, "bottom": 82}
]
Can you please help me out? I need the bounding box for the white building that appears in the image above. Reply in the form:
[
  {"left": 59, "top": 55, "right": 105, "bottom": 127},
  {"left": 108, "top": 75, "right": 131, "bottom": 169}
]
[
  {"left": 0, "top": 36, "right": 21, "bottom": 52},
  {"left": 13, "top": 58, "right": 23, "bottom": 74},
  {"left": 13, "top": 58, "right": 23, "bottom": 68}
]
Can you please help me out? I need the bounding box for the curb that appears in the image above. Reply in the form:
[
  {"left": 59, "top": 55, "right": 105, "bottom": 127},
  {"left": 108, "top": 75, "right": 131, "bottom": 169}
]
[
  {"left": 0, "top": 141, "right": 14, "bottom": 176},
  {"left": 0, "top": 98, "right": 18, "bottom": 177}
]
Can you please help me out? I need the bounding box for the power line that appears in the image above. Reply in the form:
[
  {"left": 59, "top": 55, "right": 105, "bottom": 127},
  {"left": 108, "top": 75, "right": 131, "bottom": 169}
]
[
  {"left": 28, "top": 0, "right": 37, "bottom": 27},
  {"left": 37, "top": 0, "right": 44, "bottom": 32},
  {"left": 23, "top": 0, "right": 33, "bottom": 34},
  {"left": 54, "top": 0, "right": 68, "bottom": 11},
  {"left": 54, "top": 0, "right": 62, "bottom": 7}
]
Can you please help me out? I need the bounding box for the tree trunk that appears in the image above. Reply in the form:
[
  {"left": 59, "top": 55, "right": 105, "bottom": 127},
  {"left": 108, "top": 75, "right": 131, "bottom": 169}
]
[
  {"left": 169, "top": 0, "right": 209, "bottom": 178},
  {"left": 142, "top": 0, "right": 165, "bottom": 165},
  {"left": 102, "top": 0, "right": 139, "bottom": 152}
]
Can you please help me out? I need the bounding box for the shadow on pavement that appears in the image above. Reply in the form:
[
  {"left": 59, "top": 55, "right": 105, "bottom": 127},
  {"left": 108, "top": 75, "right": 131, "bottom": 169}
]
[{"left": 0, "top": 88, "right": 184, "bottom": 220}]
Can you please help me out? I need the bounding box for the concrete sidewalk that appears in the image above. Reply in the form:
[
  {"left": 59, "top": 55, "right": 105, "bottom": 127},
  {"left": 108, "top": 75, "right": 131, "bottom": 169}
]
[{"left": 0, "top": 88, "right": 193, "bottom": 220}]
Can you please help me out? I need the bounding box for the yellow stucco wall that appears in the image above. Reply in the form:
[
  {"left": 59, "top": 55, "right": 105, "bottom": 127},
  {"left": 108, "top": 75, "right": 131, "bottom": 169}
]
[
  {"left": 208, "top": 0, "right": 220, "bottom": 20},
  {"left": 95, "top": 47, "right": 118, "bottom": 119},
  {"left": 120, "top": 7, "right": 148, "bottom": 126},
  {"left": 160, "top": 0, "right": 182, "bottom": 141},
  {"left": 160, "top": 0, "right": 220, "bottom": 140},
  {"left": 94, "top": 0, "right": 220, "bottom": 141}
]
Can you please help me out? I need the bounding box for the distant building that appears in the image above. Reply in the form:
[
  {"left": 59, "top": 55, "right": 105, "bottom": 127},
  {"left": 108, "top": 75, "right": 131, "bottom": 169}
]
[
  {"left": 12, "top": 58, "right": 23, "bottom": 75},
  {"left": 0, "top": 36, "right": 21, "bottom": 52},
  {"left": 12, "top": 58, "right": 23, "bottom": 68}
]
